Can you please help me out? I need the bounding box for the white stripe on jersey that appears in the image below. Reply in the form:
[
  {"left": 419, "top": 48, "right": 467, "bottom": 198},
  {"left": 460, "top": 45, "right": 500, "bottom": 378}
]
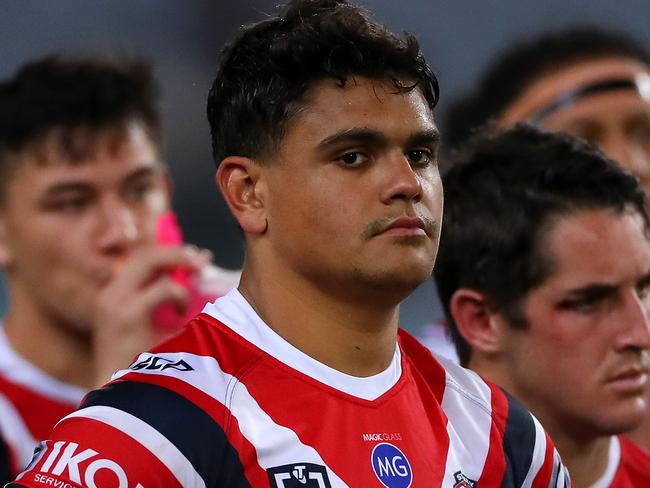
[
  {"left": 521, "top": 415, "right": 547, "bottom": 488},
  {"left": 59, "top": 406, "right": 206, "bottom": 488},
  {"left": 202, "top": 289, "right": 401, "bottom": 401},
  {"left": 113, "top": 352, "right": 350, "bottom": 487},
  {"left": 436, "top": 355, "right": 493, "bottom": 485},
  {"left": 0, "top": 327, "right": 85, "bottom": 405},
  {"left": 0, "top": 391, "right": 38, "bottom": 469},
  {"left": 590, "top": 436, "right": 620, "bottom": 488}
]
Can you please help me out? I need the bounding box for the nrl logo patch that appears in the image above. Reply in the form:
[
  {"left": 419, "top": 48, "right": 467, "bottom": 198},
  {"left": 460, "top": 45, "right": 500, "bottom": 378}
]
[
  {"left": 268, "top": 463, "right": 332, "bottom": 488},
  {"left": 453, "top": 470, "right": 477, "bottom": 488}
]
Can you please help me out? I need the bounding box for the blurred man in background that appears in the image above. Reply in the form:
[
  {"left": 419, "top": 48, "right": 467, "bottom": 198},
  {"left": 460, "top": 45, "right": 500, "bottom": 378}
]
[
  {"left": 446, "top": 27, "right": 650, "bottom": 192},
  {"left": 444, "top": 27, "right": 650, "bottom": 449},
  {"left": 0, "top": 55, "right": 239, "bottom": 481},
  {"left": 435, "top": 125, "right": 650, "bottom": 487}
]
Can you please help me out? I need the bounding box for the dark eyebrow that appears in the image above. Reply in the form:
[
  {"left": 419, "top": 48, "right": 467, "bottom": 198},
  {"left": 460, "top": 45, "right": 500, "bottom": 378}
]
[
  {"left": 561, "top": 269, "right": 650, "bottom": 301},
  {"left": 317, "top": 127, "right": 440, "bottom": 150},
  {"left": 39, "top": 165, "right": 161, "bottom": 200},
  {"left": 317, "top": 128, "right": 389, "bottom": 149},
  {"left": 40, "top": 182, "right": 94, "bottom": 199},
  {"left": 405, "top": 129, "right": 441, "bottom": 148},
  {"left": 563, "top": 284, "right": 616, "bottom": 302},
  {"left": 122, "top": 166, "right": 161, "bottom": 185}
]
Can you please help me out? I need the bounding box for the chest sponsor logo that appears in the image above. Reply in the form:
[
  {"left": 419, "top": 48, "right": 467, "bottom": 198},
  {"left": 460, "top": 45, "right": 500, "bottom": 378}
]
[
  {"left": 130, "top": 355, "right": 194, "bottom": 372},
  {"left": 453, "top": 471, "right": 477, "bottom": 488},
  {"left": 267, "top": 463, "right": 332, "bottom": 488},
  {"left": 371, "top": 443, "right": 412, "bottom": 488},
  {"left": 362, "top": 433, "right": 403, "bottom": 442},
  {"left": 35, "top": 441, "right": 144, "bottom": 488}
]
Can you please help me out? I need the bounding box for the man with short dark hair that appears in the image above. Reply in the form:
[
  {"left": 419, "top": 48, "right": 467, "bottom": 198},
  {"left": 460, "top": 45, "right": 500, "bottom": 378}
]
[
  {"left": 435, "top": 124, "right": 650, "bottom": 487},
  {"left": 443, "top": 27, "right": 650, "bottom": 450},
  {"left": 0, "top": 55, "right": 239, "bottom": 482},
  {"left": 9, "top": 2, "right": 569, "bottom": 487}
]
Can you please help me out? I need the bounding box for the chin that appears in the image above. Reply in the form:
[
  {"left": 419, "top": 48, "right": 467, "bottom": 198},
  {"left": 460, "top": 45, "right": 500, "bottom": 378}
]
[
  {"left": 353, "top": 265, "right": 432, "bottom": 296},
  {"left": 591, "top": 402, "right": 648, "bottom": 436}
]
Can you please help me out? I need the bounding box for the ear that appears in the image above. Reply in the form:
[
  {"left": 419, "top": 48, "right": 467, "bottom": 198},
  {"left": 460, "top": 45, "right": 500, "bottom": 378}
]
[
  {"left": 215, "top": 156, "right": 267, "bottom": 235},
  {"left": 449, "top": 288, "right": 503, "bottom": 355}
]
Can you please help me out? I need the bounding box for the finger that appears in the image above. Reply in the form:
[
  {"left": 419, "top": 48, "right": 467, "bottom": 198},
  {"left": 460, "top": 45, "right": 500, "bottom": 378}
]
[{"left": 111, "top": 245, "right": 211, "bottom": 290}]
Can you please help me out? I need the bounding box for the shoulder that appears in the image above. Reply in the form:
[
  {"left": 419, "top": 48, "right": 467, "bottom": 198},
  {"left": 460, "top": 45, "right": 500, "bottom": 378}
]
[
  {"left": 10, "top": 369, "right": 251, "bottom": 487},
  {"left": 399, "top": 329, "right": 570, "bottom": 487}
]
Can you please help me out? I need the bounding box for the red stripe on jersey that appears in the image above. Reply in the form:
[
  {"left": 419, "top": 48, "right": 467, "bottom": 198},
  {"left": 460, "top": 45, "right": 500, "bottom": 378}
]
[
  {"left": 480, "top": 383, "right": 507, "bottom": 484},
  {"left": 18, "top": 417, "right": 180, "bottom": 488},
  {"left": 398, "top": 329, "right": 448, "bottom": 402},
  {"left": 0, "top": 375, "right": 76, "bottom": 440},
  {"left": 111, "top": 373, "right": 269, "bottom": 487},
  {"left": 151, "top": 314, "right": 266, "bottom": 378},
  {"left": 531, "top": 432, "right": 556, "bottom": 488},
  {"left": 614, "top": 436, "right": 650, "bottom": 486}
]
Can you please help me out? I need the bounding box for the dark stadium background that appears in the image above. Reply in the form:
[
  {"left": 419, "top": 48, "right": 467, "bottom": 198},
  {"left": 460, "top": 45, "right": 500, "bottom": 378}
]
[{"left": 1, "top": 0, "right": 649, "bottom": 334}]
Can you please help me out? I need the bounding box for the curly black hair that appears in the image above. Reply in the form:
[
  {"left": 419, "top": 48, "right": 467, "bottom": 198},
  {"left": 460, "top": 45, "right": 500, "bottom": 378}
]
[{"left": 207, "top": 0, "right": 438, "bottom": 166}]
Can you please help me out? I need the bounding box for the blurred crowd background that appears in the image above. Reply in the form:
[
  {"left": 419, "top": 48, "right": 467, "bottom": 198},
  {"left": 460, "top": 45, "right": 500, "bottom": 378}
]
[{"left": 1, "top": 0, "right": 649, "bottom": 332}]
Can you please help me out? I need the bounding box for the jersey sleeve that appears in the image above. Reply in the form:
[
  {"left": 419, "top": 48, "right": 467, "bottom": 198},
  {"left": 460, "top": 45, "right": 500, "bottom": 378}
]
[
  {"left": 499, "top": 389, "right": 572, "bottom": 488},
  {"left": 6, "top": 380, "right": 252, "bottom": 488}
]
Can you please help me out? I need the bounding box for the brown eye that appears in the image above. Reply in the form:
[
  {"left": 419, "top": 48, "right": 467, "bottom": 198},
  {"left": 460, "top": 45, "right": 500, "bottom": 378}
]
[{"left": 337, "top": 152, "right": 368, "bottom": 167}]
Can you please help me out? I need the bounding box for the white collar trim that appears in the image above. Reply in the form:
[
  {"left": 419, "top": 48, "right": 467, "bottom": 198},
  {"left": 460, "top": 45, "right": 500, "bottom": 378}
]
[
  {"left": 201, "top": 288, "right": 402, "bottom": 401},
  {"left": 0, "top": 325, "right": 85, "bottom": 404}
]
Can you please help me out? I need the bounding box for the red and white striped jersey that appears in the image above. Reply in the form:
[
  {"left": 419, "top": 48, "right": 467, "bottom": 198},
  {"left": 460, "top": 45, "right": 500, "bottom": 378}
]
[
  {"left": 0, "top": 327, "right": 85, "bottom": 483},
  {"left": 9, "top": 290, "right": 570, "bottom": 487},
  {"left": 591, "top": 435, "right": 650, "bottom": 487}
]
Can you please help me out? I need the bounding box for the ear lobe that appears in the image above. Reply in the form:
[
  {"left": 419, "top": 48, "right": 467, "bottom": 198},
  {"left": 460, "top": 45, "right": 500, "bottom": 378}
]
[
  {"left": 215, "top": 156, "right": 267, "bottom": 235},
  {"left": 449, "top": 288, "right": 503, "bottom": 355}
]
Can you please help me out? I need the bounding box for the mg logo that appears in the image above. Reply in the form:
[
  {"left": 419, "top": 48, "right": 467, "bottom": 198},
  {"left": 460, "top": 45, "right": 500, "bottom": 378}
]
[
  {"left": 371, "top": 443, "right": 412, "bottom": 488},
  {"left": 267, "top": 463, "right": 331, "bottom": 488}
]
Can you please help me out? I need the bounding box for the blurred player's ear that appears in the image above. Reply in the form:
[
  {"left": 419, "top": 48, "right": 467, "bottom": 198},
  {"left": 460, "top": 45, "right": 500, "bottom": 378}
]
[
  {"left": 450, "top": 289, "right": 502, "bottom": 355},
  {"left": 216, "top": 156, "right": 268, "bottom": 235}
]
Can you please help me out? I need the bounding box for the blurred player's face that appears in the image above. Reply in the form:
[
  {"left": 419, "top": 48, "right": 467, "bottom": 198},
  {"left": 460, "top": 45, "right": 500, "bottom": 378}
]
[
  {"left": 261, "top": 77, "right": 442, "bottom": 300},
  {"left": 499, "top": 208, "right": 650, "bottom": 438},
  {"left": 0, "top": 122, "right": 170, "bottom": 333},
  {"left": 499, "top": 57, "right": 650, "bottom": 198}
]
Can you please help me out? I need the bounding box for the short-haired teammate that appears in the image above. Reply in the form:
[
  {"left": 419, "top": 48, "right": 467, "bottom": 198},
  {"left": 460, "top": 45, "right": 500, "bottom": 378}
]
[
  {"left": 0, "top": 56, "right": 239, "bottom": 482},
  {"left": 435, "top": 124, "right": 650, "bottom": 487},
  {"left": 10, "top": 2, "right": 569, "bottom": 487},
  {"left": 444, "top": 27, "right": 650, "bottom": 450}
]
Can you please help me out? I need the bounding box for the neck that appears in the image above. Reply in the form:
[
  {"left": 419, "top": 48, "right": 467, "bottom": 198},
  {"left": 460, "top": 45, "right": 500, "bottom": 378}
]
[
  {"left": 3, "top": 283, "right": 95, "bottom": 389},
  {"left": 238, "top": 260, "right": 402, "bottom": 377},
  {"left": 470, "top": 356, "right": 613, "bottom": 488},
  {"left": 550, "top": 434, "right": 612, "bottom": 488}
]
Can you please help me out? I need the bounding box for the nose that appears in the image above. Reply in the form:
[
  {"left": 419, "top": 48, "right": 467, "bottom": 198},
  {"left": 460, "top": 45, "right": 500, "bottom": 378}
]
[
  {"left": 379, "top": 152, "right": 422, "bottom": 204},
  {"left": 96, "top": 198, "right": 139, "bottom": 255},
  {"left": 615, "top": 288, "right": 650, "bottom": 353}
]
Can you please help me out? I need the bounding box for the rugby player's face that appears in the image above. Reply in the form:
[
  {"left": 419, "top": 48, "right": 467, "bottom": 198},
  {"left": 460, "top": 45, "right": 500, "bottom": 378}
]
[
  {"left": 0, "top": 123, "right": 170, "bottom": 332},
  {"left": 499, "top": 57, "right": 650, "bottom": 199},
  {"left": 262, "top": 77, "right": 442, "bottom": 298},
  {"left": 500, "top": 208, "right": 650, "bottom": 438}
]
